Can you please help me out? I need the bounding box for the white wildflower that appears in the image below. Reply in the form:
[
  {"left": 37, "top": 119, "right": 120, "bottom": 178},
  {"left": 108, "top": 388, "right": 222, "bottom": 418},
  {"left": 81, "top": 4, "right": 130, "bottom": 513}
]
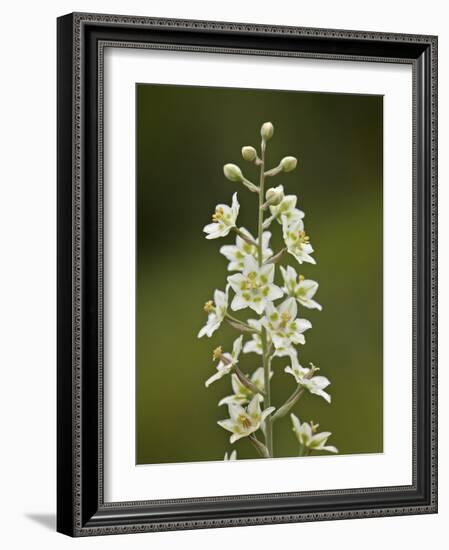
[
  {"left": 227, "top": 255, "right": 283, "bottom": 315},
  {"left": 220, "top": 228, "right": 272, "bottom": 271},
  {"left": 280, "top": 265, "right": 322, "bottom": 310},
  {"left": 263, "top": 194, "right": 305, "bottom": 229},
  {"left": 205, "top": 336, "right": 243, "bottom": 387},
  {"left": 198, "top": 286, "right": 229, "bottom": 338},
  {"left": 262, "top": 297, "right": 312, "bottom": 351},
  {"left": 291, "top": 414, "right": 338, "bottom": 454},
  {"left": 282, "top": 218, "right": 316, "bottom": 265},
  {"left": 203, "top": 192, "right": 240, "bottom": 239},
  {"left": 218, "top": 395, "right": 275, "bottom": 443},
  {"left": 219, "top": 367, "right": 269, "bottom": 406}
]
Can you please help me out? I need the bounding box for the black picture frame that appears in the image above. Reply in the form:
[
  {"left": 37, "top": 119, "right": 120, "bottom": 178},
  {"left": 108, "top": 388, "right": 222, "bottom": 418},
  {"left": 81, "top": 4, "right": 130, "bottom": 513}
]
[{"left": 57, "top": 12, "right": 438, "bottom": 537}]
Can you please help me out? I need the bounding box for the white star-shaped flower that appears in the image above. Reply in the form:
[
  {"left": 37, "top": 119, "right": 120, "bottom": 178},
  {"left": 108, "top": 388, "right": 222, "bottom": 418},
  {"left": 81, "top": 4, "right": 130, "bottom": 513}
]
[
  {"left": 282, "top": 218, "right": 316, "bottom": 265},
  {"left": 198, "top": 286, "right": 229, "bottom": 338},
  {"left": 218, "top": 367, "right": 270, "bottom": 406},
  {"left": 205, "top": 336, "right": 243, "bottom": 387},
  {"left": 262, "top": 297, "right": 311, "bottom": 351},
  {"left": 217, "top": 395, "right": 275, "bottom": 443},
  {"left": 227, "top": 255, "right": 283, "bottom": 315},
  {"left": 280, "top": 265, "right": 322, "bottom": 310},
  {"left": 203, "top": 192, "right": 240, "bottom": 239},
  {"left": 243, "top": 318, "right": 299, "bottom": 360},
  {"left": 285, "top": 359, "right": 331, "bottom": 403},
  {"left": 290, "top": 414, "right": 338, "bottom": 454},
  {"left": 263, "top": 193, "right": 305, "bottom": 229},
  {"left": 219, "top": 228, "right": 273, "bottom": 271}
]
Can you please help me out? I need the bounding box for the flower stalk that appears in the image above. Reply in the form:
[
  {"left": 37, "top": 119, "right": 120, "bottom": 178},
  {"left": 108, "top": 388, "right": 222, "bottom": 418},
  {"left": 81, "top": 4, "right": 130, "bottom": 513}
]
[{"left": 199, "top": 122, "right": 338, "bottom": 461}]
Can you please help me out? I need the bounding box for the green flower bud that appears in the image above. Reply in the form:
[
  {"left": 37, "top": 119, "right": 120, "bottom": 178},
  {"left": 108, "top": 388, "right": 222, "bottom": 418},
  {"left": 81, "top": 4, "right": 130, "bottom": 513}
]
[
  {"left": 280, "top": 156, "right": 298, "bottom": 172},
  {"left": 241, "top": 146, "right": 257, "bottom": 162},
  {"left": 223, "top": 163, "right": 243, "bottom": 182},
  {"left": 261, "top": 122, "right": 274, "bottom": 142},
  {"left": 265, "top": 185, "right": 284, "bottom": 206}
]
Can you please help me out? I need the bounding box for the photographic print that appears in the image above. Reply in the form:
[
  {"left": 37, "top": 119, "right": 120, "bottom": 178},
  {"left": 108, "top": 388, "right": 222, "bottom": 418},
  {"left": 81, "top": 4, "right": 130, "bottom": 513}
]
[
  {"left": 58, "top": 14, "right": 437, "bottom": 534},
  {"left": 136, "top": 84, "right": 383, "bottom": 465}
]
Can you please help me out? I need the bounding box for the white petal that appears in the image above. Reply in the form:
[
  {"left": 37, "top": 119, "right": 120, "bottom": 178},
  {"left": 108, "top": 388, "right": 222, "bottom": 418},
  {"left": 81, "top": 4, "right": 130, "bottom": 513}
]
[
  {"left": 217, "top": 419, "right": 235, "bottom": 433},
  {"left": 261, "top": 231, "right": 272, "bottom": 250},
  {"left": 231, "top": 293, "right": 250, "bottom": 311},
  {"left": 296, "top": 318, "right": 312, "bottom": 333},
  {"left": 260, "top": 262, "right": 275, "bottom": 283},
  {"left": 203, "top": 222, "right": 219, "bottom": 235},
  {"left": 321, "top": 445, "right": 338, "bottom": 453},
  {"left": 220, "top": 244, "right": 239, "bottom": 261},
  {"left": 264, "top": 300, "right": 278, "bottom": 319},
  {"left": 300, "top": 280, "right": 319, "bottom": 297},
  {"left": 311, "top": 432, "right": 332, "bottom": 446},
  {"left": 231, "top": 372, "right": 246, "bottom": 395},
  {"left": 214, "top": 288, "right": 228, "bottom": 309},
  {"left": 232, "top": 335, "right": 243, "bottom": 359},
  {"left": 310, "top": 375, "right": 330, "bottom": 390},
  {"left": 242, "top": 254, "right": 259, "bottom": 274},
  {"left": 218, "top": 395, "right": 248, "bottom": 406},
  {"left": 230, "top": 432, "right": 247, "bottom": 444},
  {"left": 227, "top": 273, "right": 246, "bottom": 294},
  {"left": 229, "top": 403, "right": 246, "bottom": 422},
  {"left": 205, "top": 370, "right": 225, "bottom": 387},
  {"left": 231, "top": 192, "right": 240, "bottom": 220},
  {"left": 313, "top": 389, "right": 331, "bottom": 403},
  {"left": 279, "top": 297, "right": 297, "bottom": 319},
  {"left": 290, "top": 413, "right": 302, "bottom": 435},
  {"left": 251, "top": 367, "right": 265, "bottom": 387},
  {"left": 243, "top": 339, "right": 261, "bottom": 355},
  {"left": 247, "top": 394, "right": 262, "bottom": 418},
  {"left": 264, "top": 284, "right": 284, "bottom": 302},
  {"left": 249, "top": 299, "right": 266, "bottom": 315}
]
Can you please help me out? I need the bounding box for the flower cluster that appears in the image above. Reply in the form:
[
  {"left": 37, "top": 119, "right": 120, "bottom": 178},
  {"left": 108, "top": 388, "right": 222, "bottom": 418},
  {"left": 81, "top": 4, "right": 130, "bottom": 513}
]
[{"left": 198, "top": 122, "right": 337, "bottom": 460}]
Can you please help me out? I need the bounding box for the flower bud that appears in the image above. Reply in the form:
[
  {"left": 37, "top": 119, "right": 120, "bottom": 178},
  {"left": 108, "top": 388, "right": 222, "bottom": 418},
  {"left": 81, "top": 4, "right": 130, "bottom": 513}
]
[
  {"left": 223, "top": 163, "right": 243, "bottom": 182},
  {"left": 265, "top": 185, "right": 284, "bottom": 206},
  {"left": 241, "top": 146, "right": 257, "bottom": 162},
  {"left": 260, "top": 122, "right": 274, "bottom": 142},
  {"left": 280, "top": 156, "right": 298, "bottom": 172}
]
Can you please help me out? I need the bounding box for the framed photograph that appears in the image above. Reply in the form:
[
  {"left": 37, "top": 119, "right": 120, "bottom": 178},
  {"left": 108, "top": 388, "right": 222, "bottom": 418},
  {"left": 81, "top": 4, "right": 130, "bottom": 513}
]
[{"left": 57, "top": 12, "right": 438, "bottom": 536}]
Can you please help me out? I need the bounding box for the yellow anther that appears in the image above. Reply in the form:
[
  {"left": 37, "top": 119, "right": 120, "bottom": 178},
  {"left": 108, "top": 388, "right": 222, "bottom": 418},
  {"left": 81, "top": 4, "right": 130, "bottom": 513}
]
[
  {"left": 310, "top": 421, "right": 319, "bottom": 433},
  {"left": 298, "top": 230, "right": 310, "bottom": 244},
  {"left": 298, "top": 274, "right": 305, "bottom": 281},
  {"left": 212, "top": 207, "right": 224, "bottom": 222},
  {"left": 280, "top": 312, "right": 292, "bottom": 327},
  {"left": 246, "top": 271, "right": 261, "bottom": 290},
  {"left": 212, "top": 346, "right": 223, "bottom": 361},
  {"left": 204, "top": 300, "right": 215, "bottom": 313}
]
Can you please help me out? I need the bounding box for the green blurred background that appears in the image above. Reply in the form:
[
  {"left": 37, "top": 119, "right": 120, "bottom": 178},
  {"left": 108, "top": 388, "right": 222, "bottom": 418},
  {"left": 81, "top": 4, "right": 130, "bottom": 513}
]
[{"left": 136, "top": 84, "right": 383, "bottom": 464}]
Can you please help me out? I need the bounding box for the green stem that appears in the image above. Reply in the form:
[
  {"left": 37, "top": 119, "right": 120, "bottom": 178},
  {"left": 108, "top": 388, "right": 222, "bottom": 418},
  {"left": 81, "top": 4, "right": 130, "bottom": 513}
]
[
  {"left": 257, "top": 142, "right": 266, "bottom": 264},
  {"left": 232, "top": 227, "right": 258, "bottom": 247},
  {"left": 249, "top": 434, "right": 270, "bottom": 458},
  {"left": 225, "top": 313, "right": 260, "bottom": 333},
  {"left": 271, "top": 386, "right": 305, "bottom": 422},
  {"left": 271, "top": 367, "right": 317, "bottom": 422},
  {"left": 258, "top": 140, "right": 273, "bottom": 458},
  {"left": 263, "top": 247, "right": 286, "bottom": 265}
]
